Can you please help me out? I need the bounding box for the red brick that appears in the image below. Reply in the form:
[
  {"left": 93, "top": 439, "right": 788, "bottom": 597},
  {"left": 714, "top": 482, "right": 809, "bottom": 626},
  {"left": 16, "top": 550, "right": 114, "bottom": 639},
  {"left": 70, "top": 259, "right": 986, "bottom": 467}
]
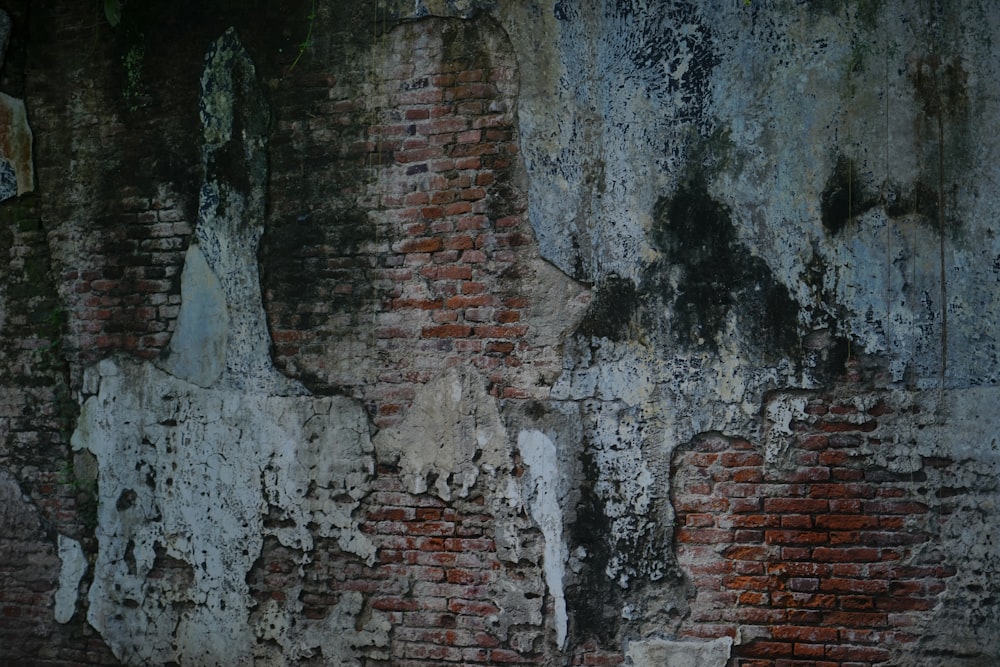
[
  {"left": 771, "top": 592, "right": 837, "bottom": 609},
  {"left": 372, "top": 596, "right": 421, "bottom": 611},
  {"left": 676, "top": 528, "right": 735, "bottom": 544},
  {"left": 814, "top": 515, "right": 878, "bottom": 530},
  {"left": 822, "top": 611, "right": 888, "bottom": 627},
  {"left": 491, "top": 648, "right": 529, "bottom": 663},
  {"left": 771, "top": 626, "right": 838, "bottom": 643},
  {"left": 446, "top": 295, "right": 496, "bottom": 309},
  {"left": 820, "top": 579, "right": 889, "bottom": 594},
  {"left": 448, "top": 599, "right": 500, "bottom": 616},
  {"left": 722, "top": 575, "right": 779, "bottom": 591},
  {"left": 811, "top": 547, "right": 880, "bottom": 563},
  {"left": 421, "top": 324, "right": 472, "bottom": 338},
  {"left": 741, "top": 641, "right": 794, "bottom": 657},
  {"left": 763, "top": 499, "right": 829, "bottom": 514},
  {"left": 764, "top": 530, "right": 829, "bottom": 546},
  {"left": 721, "top": 545, "right": 775, "bottom": 561},
  {"left": 809, "top": 483, "right": 875, "bottom": 499},
  {"left": 824, "top": 645, "right": 891, "bottom": 662},
  {"left": 794, "top": 642, "right": 827, "bottom": 658},
  {"left": 721, "top": 452, "right": 763, "bottom": 467},
  {"left": 446, "top": 569, "right": 492, "bottom": 585}
]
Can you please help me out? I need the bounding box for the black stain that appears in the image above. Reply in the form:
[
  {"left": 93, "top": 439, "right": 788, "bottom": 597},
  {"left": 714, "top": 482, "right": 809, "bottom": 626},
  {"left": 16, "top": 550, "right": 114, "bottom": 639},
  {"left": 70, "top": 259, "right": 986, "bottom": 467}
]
[
  {"left": 909, "top": 53, "right": 968, "bottom": 119},
  {"left": 116, "top": 488, "right": 138, "bottom": 511},
  {"left": 883, "top": 179, "right": 940, "bottom": 222},
  {"left": 553, "top": 1, "right": 572, "bottom": 21},
  {"left": 820, "top": 154, "right": 878, "bottom": 236},
  {"left": 575, "top": 273, "right": 640, "bottom": 341},
  {"left": 617, "top": 2, "right": 718, "bottom": 128},
  {"left": 650, "top": 177, "right": 800, "bottom": 355},
  {"left": 565, "top": 449, "right": 622, "bottom": 644}
]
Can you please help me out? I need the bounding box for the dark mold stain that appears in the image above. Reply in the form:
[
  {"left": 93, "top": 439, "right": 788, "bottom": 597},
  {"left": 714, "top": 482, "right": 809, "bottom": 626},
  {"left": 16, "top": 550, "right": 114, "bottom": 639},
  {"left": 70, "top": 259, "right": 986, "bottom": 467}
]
[
  {"left": 821, "top": 160, "right": 953, "bottom": 236},
  {"left": 575, "top": 273, "right": 640, "bottom": 341},
  {"left": 820, "top": 154, "right": 878, "bottom": 235},
  {"left": 524, "top": 401, "right": 548, "bottom": 420},
  {"left": 566, "top": 449, "right": 622, "bottom": 644},
  {"left": 883, "top": 179, "right": 941, "bottom": 222},
  {"left": 553, "top": 1, "right": 573, "bottom": 21},
  {"left": 650, "top": 177, "right": 800, "bottom": 355}
]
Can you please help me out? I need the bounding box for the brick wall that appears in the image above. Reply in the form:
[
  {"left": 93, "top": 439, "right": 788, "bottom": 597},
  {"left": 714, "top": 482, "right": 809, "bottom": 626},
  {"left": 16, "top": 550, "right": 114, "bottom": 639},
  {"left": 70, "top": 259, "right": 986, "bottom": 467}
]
[
  {"left": 249, "top": 465, "right": 556, "bottom": 665},
  {"left": 60, "top": 189, "right": 190, "bottom": 366},
  {"left": 264, "top": 17, "right": 544, "bottom": 429},
  {"left": 1, "top": 1, "right": 982, "bottom": 665},
  {"left": 671, "top": 367, "right": 955, "bottom": 667}
]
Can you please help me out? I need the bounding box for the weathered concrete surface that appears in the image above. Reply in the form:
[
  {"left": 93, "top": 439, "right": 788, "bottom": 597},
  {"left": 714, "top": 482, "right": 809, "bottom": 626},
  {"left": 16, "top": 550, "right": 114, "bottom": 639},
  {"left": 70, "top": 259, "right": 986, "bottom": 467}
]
[{"left": 490, "top": 1, "right": 1000, "bottom": 659}]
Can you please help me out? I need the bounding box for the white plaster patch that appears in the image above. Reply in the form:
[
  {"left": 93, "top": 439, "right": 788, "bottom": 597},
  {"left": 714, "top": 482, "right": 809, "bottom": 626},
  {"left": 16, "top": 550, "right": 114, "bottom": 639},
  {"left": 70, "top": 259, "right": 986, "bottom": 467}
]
[
  {"left": 254, "top": 590, "right": 390, "bottom": 664},
  {"left": 517, "top": 429, "right": 568, "bottom": 649},
  {"left": 373, "top": 367, "right": 508, "bottom": 501},
  {"left": 54, "top": 534, "right": 86, "bottom": 624},
  {"left": 159, "top": 244, "right": 227, "bottom": 387},
  {"left": 68, "top": 29, "right": 384, "bottom": 665},
  {"left": 0, "top": 90, "right": 34, "bottom": 200},
  {"left": 626, "top": 636, "right": 733, "bottom": 667}
]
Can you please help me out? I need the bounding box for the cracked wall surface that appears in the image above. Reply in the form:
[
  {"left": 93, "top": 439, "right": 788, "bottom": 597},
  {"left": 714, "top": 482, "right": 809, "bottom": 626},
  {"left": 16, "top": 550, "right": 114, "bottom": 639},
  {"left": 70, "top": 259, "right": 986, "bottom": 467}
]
[{"left": 2, "top": 1, "right": 1000, "bottom": 666}]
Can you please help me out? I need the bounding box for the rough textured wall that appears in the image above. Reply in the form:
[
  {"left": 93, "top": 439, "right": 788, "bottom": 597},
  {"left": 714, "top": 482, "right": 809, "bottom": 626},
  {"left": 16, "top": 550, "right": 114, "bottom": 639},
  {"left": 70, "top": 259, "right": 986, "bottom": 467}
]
[{"left": 1, "top": 1, "right": 999, "bottom": 666}]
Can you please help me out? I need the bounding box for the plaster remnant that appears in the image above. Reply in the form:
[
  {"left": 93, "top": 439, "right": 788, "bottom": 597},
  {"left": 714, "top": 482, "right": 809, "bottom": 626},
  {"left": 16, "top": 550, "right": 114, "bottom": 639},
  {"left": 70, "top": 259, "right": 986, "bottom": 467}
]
[
  {"left": 159, "top": 244, "right": 227, "bottom": 388},
  {"left": 625, "top": 636, "right": 733, "bottom": 667},
  {"left": 54, "top": 534, "right": 86, "bottom": 624},
  {"left": 253, "top": 591, "right": 390, "bottom": 664},
  {"left": 0, "top": 92, "right": 34, "bottom": 200},
  {"left": 517, "top": 428, "right": 568, "bottom": 649},
  {"left": 0, "top": 10, "right": 30, "bottom": 202},
  {"left": 373, "top": 367, "right": 507, "bottom": 501},
  {"left": 761, "top": 391, "right": 809, "bottom": 465},
  {"left": 195, "top": 27, "right": 302, "bottom": 396}
]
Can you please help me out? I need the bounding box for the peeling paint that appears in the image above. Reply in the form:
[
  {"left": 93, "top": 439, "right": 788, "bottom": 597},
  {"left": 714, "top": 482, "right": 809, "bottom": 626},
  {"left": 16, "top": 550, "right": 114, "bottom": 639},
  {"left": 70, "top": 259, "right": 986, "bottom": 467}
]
[
  {"left": 54, "top": 534, "right": 86, "bottom": 624},
  {"left": 517, "top": 428, "right": 567, "bottom": 648}
]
